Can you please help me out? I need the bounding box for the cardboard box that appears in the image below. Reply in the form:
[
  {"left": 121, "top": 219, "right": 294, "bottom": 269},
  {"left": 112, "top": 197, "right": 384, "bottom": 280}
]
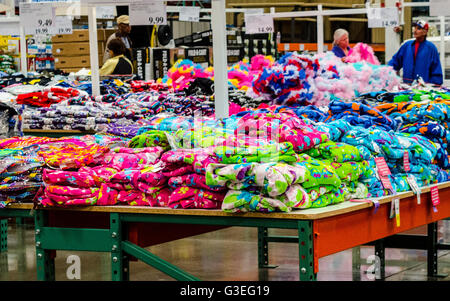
[
  {"left": 134, "top": 47, "right": 149, "bottom": 80},
  {"left": 55, "top": 55, "right": 91, "bottom": 69},
  {"left": 52, "top": 29, "right": 105, "bottom": 43},
  {"left": 209, "top": 46, "right": 245, "bottom": 65},
  {"left": 53, "top": 42, "right": 90, "bottom": 56},
  {"left": 185, "top": 47, "right": 209, "bottom": 68},
  {"left": 151, "top": 47, "right": 185, "bottom": 79}
]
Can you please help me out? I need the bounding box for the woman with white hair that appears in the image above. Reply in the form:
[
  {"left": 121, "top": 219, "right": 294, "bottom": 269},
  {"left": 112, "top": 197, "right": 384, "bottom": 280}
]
[{"left": 331, "top": 28, "right": 351, "bottom": 62}]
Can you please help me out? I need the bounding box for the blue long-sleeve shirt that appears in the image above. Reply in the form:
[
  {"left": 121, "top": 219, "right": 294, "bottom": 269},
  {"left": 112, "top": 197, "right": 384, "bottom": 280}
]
[
  {"left": 388, "top": 39, "right": 443, "bottom": 85},
  {"left": 331, "top": 45, "right": 351, "bottom": 58}
]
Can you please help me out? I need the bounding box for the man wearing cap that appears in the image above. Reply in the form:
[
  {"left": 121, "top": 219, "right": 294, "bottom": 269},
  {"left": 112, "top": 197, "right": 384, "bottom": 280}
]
[
  {"left": 388, "top": 20, "right": 443, "bottom": 86},
  {"left": 103, "top": 15, "right": 133, "bottom": 64}
]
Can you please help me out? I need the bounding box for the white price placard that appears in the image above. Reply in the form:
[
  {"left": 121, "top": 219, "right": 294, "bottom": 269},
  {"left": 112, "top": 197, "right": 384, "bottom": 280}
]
[
  {"left": 20, "top": 2, "right": 55, "bottom": 35},
  {"left": 430, "top": 0, "right": 450, "bottom": 17},
  {"left": 179, "top": 6, "right": 200, "bottom": 22},
  {"left": 96, "top": 6, "right": 116, "bottom": 19},
  {"left": 244, "top": 14, "right": 274, "bottom": 34},
  {"left": 129, "top": 2, "right": 167, "bottom": 26},
  {"left": 367, "top": 7, "right": 399, "bottom": 28},
  {"left": 51, "top": 15, "right": 73, "bottom": 35}
]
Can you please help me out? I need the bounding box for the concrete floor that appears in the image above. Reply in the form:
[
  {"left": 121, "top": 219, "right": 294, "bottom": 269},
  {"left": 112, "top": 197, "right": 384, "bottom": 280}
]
[{"left": 1, "top": 219, "right": 450, "bottom": 281}]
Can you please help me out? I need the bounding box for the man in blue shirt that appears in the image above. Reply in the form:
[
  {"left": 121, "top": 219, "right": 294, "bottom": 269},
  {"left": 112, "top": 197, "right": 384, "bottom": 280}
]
[{"left": 388, "top": 20, "right": 443, "bottom": 85}]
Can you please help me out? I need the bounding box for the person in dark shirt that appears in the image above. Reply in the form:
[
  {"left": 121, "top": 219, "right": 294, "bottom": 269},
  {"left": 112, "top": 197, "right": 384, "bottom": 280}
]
[
  {"left": 99, "top": 38, "right": 133, "bottom": 76},
  {"left": 331, "top": 28, "right": 351, "bottom": 62},
  {"left": 104, "top": 15, "right": 133, "bottom": 63}
]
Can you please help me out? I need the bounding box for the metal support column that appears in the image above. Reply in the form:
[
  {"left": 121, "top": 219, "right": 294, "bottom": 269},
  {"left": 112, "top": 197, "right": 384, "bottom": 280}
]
[
  {"left": 110, "top": 213, "right": 128, "bottom": 281},
  {"left": 352, "top": 246, "right": 361, "bottom": 281},
  {"left": 298, "top": 221, "right": 316, "bottom": 281},
  {"left": 0, "top": 219, "right": 7, "bottom": 253},
  {"left": 374, "top": 239, "right": 385, "bottom": 281},
  {"left": 427, "top": 222, "right": 448, "bottom": 278},
  {"left": 35, "top": 210, "right": 55, "bottom": 281},
  {"left": 257, "top": 227, "right": 277, "bottom": 268}
]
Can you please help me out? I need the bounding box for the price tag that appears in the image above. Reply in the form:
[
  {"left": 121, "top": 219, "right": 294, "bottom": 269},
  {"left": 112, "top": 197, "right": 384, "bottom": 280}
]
[
  {"left": 96, "top": 6, "right": 116, "bottom": 20},
  {"left": 380, "top": 176, "right": 393, "bottom": 191},
  {"left": 179, "top": 6, "right": 200, "bottom": 22},
  {"left": 51, "top": 16, "right": 73, "bottom": 35},
  {"left": 430, "top": 186, "right": 440, "bottom": 212},
  {"left": 406, "top": 175, "right": 421, "bottom": 204},
  {"left": 403, "top": 152, "right": 411, "bottom": 172},
  {"left": 244, "top": 14, "right": 274, "bottom": 34},
  {"left": 129, "top": 2, "right": 167, "bottom": 26},
  {"left": 394, "top": 198, "right": 400, "bottom": 227},
  {"left": 367, "top": 7, "right": 399, "bottom": 28},
  {"left": 20, "top": 2, "right": 55, "bottom": 36},
  {"left": 375, "top": 157, "right": 391, "bottom": 177}
]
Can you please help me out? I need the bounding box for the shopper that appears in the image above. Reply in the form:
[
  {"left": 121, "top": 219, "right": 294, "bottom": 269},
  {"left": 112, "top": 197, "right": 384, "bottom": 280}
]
[
  {"left": 99, "top": 38, "right": 133, "bottom": 76},
  {"left": 388, "top": 20, "right": 443, "bottom": 86},
  {"left": 331, "top": 29, "right": 351, "bottom": 62},
  {"left": 104, "top": 15, "right": 133, "bottom": 64}
]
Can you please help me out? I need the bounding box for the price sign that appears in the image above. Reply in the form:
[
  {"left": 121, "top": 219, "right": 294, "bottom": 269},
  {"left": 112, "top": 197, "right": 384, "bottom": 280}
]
[
  {"left": 430, "top": 0, "right": 450, "bottom": 17},
  {"left": 179, "top": 6, "right": 200, "bottom": 22},
  {"left": 20, "top": 2, "right": 55, "bottom": 35},
  {"left": 96, "top": 6, "right": 116, "bottom": 19},
  {"left": 244, "top": 14, "right": 274, "bottom": 34},
  {"left": 375, "top": 157, "right": 391, "bottom": 177},
  {"left": 367, "top": 7, "right": 399, "bottom": 28},
  {"left": 403, "top": 151, "right": 411, "bottom": 172},
  {"left": 129, "top": 2, "right": 167, "bottom": 26},
  {"left": 51, "top": 16, "right": 73, "bottom": 35},
  {"left": 430, "top": 186, "right": 440, "bottom": 207}
]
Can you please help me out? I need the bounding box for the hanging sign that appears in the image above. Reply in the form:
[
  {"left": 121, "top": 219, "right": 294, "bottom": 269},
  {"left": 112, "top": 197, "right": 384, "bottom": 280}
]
[
  {"left": 129, "top": 2, "right": 167, "bottom": 26},
  {"left": 51, "top": 15, "right": 73, "bottom": 35},
  {"left": 96, "top": 6, "right": 116, "bottom": 19},
  {"left": 367, "top": 7, "right": 399, "bottom": 28},
  {"left": 430, "top": 0, "right": 450, "bottom": 17},
  {"left": 245, "top": 14, "right": 274, "bottom": 34},
  {"left": 20, "top": 2, "right": 55, "bottom": 35},
  {"left": 179, "top": 6, "right": 200, "bottom": 22}
]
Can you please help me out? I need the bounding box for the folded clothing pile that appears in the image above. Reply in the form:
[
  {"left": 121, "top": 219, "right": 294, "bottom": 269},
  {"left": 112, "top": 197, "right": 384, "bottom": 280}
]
[
  {"left": 305, "top": 140, "right": 370, "bottom": 200},
  {"left": 250, "top": 51, "right": 400, "bottom": 107},
  {"left": 161, "top": 148, "right": 225, "bottom": 209},
  {"left": 37, "top": 146, "right": 169, "bottom": 207}
]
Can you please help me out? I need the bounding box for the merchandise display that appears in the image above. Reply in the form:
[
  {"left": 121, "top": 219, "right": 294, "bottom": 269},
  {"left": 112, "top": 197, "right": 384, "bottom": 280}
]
[{"left": 0, "top": 42, "right": 449, "bottom": 214}]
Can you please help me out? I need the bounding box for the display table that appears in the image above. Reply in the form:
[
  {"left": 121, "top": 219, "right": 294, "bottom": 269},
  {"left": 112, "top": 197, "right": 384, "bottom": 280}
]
[{"left": 1, "top": 181, "right": 449, "bottom": 281}]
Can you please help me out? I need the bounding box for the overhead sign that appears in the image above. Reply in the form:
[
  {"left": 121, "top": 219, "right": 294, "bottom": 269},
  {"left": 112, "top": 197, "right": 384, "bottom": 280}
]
[
  {"left": 20, "top": 2, "right": 56, "bottom": 35},
  {"left": 129, "top": 2, "right": 167, "bottom": 26},
  {"left": 367, "top": 7, "right": 399, "bottom": 28},
  {"left": 179, "top": 6, "right": 200, "bottom": 22},
  {"left": 430, "top": 0, "right": 450, "bottom": 17},
  {"left": 244, "top": 14, "right": 274, "bottom": 34}
]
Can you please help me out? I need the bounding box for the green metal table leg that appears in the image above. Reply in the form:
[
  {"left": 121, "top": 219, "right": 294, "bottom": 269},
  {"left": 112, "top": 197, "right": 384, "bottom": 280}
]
[
  {"left": 110, "top": 213, "right": 127, "bottom": 281},
  {"left": 15, "top": 217, "right": 24, "bottom": 226},
  {"left": 352, "top": 246, "right": 361, "bottom": 281},
  {"left": 35, "top": 210, "right": 55, "bottom": 281},
  {"left": 427, "top": 222, "right": 448, "bottom": 278},
  {"left": 258, "top": 227, "right": 277, "bottom": 269},
  {"left": 0, "top": 219, "right": 7, "bottom": 253},
  {"left": 298, "top": 221, "right": 316, "bottom": 281},
  {"left": 374, "top": 239, "right": 385, "bottom": 281}
]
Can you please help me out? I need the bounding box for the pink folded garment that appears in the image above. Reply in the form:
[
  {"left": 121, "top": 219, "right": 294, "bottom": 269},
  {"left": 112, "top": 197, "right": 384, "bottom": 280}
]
[
  {"left": 116, "top": 187, "right": 170, "bottom": 207},
  {"left": 43, "top": 169, "right": 97, "bottom": 187},
  {"left": 168, "top": 186, "right": 225, "bottom": 209},
  {"left": 79, "top": 166, "right": 118, "bottom": 183},
  {"left": 102, "top": 151, "right": 162, "bottom": 170}
]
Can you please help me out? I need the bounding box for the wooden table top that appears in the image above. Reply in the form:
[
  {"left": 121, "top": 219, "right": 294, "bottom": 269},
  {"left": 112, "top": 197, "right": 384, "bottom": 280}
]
[{"left": 5, "top": 182, "right": 449, "bottom": 221}]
